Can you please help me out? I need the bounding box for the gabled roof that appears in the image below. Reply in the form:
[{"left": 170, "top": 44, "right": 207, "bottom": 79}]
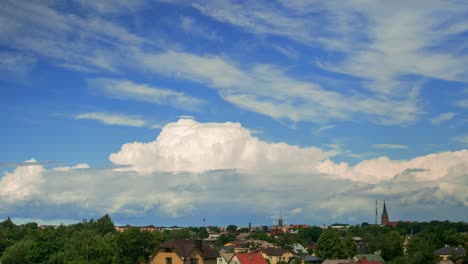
[
  {"left": 355, "top": 254, "right": 385, "bottom": 262},
  {"left": 236, "top": 253, "right": 269, "bottom": 264},
  {"left": 262, "top": 247, "right": 288, "bottom": 256},
  {"left": 221, "top": 252, "right": 235, "bottom": 262},
  {"left": 434, "top": 246, "right": 465, "bottom": 256},
  {"left": 303, "top": 256, "right": 323, "bottom": 261},
  {"left": 157, "top": 239, "right": 220, "bottom": 259}
]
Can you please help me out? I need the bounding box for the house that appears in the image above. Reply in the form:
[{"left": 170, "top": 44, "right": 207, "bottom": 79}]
[
  {"left": 218, "top": 252, "right": 235, "bottom": 264},
  {"left": 290, "top": 244, "right": 307, "bottom": 255},
  {"left": 260, "top": 247, "right": 293, "bottom": 264},
  {"left": 321, "top": 260, "right": 351, "bottom": 264},
  {"left": 302, "top": 256, "right": 323, "bottom": 264},
  {"left": 151, "top": 239, "right": 220, "bottom": 264},
  {"left": 229, "top": 253, "right": 269, "bottom": 264},
  {"left": 434, "top": 246, "right": 465, "bottom": 262},
  {"left": 334, "top": 255, "right": 384, "bottom": 264},
  {"left": 352, "top": 254, "right": 385, "bottom": 263}
]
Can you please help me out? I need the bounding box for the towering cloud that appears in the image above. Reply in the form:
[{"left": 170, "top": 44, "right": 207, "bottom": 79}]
[{"left": 109, "top": 118, "right": 330, "bottom": 173}]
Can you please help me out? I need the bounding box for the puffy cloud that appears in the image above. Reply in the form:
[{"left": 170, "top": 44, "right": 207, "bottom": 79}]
[
  {"left": 317, "top": 150, "right": 468, "bottom": 183},
  {"left": 0, "top": 121, "right": 466, "bottom": 224},
  {"left": 0, "top": 159, "right": 43, "bottom": 202},
  {"left": 109, "top": 118, "right": 330, "bottom": 173}
]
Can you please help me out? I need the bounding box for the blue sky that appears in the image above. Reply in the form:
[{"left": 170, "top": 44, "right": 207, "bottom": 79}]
[{"left": 0, "top": 0, "right": 467, "bottom": 227}]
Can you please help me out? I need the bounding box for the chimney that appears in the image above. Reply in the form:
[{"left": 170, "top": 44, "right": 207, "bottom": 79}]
[{"left": 249, "top": 223, "right": 252, "bottom": 233}]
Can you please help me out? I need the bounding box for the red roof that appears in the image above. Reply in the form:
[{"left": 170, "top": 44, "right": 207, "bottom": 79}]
[{"left": 236, "top": 253, "right": 268, "bottom": 264}]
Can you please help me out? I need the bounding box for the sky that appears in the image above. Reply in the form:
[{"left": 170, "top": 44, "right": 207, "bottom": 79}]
[{"left": 0, "top": 0, "right": 467, "bottom": 227}]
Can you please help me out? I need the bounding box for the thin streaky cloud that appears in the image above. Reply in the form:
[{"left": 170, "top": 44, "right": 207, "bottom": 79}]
[
  {"left": 75, "top": 112, "right": 147, "bottom": 127},
  {"left": 313, "top": 125, "right": 336, "bottom": 136},
  {"left": 88, "top": 78, "right": 205, "bottom": 111},
  {"left": 372, "top": 144, "right": 408, "bottom": 149},
  {"left": 431, "top": 112, "right": 457, "bottom": 125}
]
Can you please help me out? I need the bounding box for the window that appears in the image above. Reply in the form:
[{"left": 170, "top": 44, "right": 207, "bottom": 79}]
[
  {"left": 166, "top": 257, "right": 172, "bottom": 264},
  {"left": 190, "top": 258, "right": 198, "bottom": 264}
]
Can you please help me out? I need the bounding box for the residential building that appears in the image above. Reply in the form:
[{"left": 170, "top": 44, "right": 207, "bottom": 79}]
[
  {"left": 290, "top": 243, "right": 306, "bottom": 255},
  {"left": 352, "top": 254, "right": 385, "bottom": 263},
  {"left": 151, "top": 239, "right": 219, "bottom": 264},
  {"left": 260, "top": 247, "right": 293, "bottom": 264},
  {"left": 218, "top": 252, "right": 235, "bottom": 264},
  {"left": 434, "top": 245, "right": 465, "bottom": 262},
  {"left": 229, "top": 253, "right": 268, "bottom": 264},
  {"left": 302, "top": 256, "right": 323, "bottom": 264}
]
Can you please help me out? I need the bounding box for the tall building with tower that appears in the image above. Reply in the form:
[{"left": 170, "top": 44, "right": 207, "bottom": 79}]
[{"left": 381, "top": 200, "right": 389, "bottom": 225}]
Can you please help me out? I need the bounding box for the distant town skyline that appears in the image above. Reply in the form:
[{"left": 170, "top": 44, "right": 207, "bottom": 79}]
[{"left": 1, "top": 1, "right": 467, "bottom": 226}]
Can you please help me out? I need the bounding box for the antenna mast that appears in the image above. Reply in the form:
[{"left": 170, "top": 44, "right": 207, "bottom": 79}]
[{"left": 375, "top": 200, "right": 377, "bottom": 225}]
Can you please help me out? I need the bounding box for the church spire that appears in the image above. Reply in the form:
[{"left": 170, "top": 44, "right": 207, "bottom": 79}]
[{"left": 381, "top": 200, "right": 389, "bottom": 225}]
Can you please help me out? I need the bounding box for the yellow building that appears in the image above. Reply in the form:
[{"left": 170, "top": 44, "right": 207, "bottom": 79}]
[
  {"left": 259, "top": 248, "right": 293, "bottom": 264},
  {"left": 151, "top": 239, "right": 220, "bottom": 264}
]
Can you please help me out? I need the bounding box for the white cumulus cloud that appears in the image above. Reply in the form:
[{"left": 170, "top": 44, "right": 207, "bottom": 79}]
[
  {"left": 0, "top": 159, "right": 44, "bottom": 202},
  {"left": 109, "top": 118, "right": 331, "bottom": 173}
]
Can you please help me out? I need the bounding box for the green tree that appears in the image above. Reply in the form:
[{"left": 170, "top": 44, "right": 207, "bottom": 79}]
[
  {"left": 198, "top": 227, "right": 209, "bottom": 239},
  {"left": 407, "top": 234, "right": 437, "bottom": 264},
  {"left": 165, "top": 228, "right": 193, "bottom": 239},
  {"left": 387, "top": 256, "right": 410, "bottom": 264},
  {"left": 316, "top": 229, "right": 346, "bottom": 259},
  {"left": 343, "top": 236, "right": 356, "bottom": 258},
  {"left": 276, "top": 232, "right": 296, "bottom": 248},
  {"left": 115, "top": 228, "right": 164, "bottom": 264},
  {"left": 96, "top": 214, "right": 115, "bottom": 236},
  {"left": 226, "top": 225, "right": 238, "bottom": 233},
  {"left": 296, "top": 226, "right": 323, "bottom": 245},
  {"left": 217, "top": 233, "right": 236, "bottom": 247},
  {"left": 381, "top": 231, "right": 403, "bottom": 261},
  {"left": 0, "top": 240, "right": 37, "bottom": 264}
]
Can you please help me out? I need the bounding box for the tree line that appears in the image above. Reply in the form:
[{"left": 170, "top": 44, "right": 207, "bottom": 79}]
[{"left": 0, "top": 216, "right": 467, "bottom": 264}]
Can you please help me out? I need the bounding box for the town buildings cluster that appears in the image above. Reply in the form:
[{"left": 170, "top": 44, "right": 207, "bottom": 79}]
[{"left": 145, "top": 203, "right": 465, "bottom": 264}]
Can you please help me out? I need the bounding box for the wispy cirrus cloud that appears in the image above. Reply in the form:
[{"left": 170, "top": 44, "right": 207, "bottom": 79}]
[
  {"left": 88, "top": 78, "right": 205, "bottom": 111},
  {"left": 431, "top": 112, "right": 457, "bottom": 125},
  {"left": 179, "top": 16, "right": 222, "bottom": 41},
  {"left": 75, "top": 112, "right": 147, "bottom": 127},
  {"left": 372, "top": 144, "right": 408, "bottom": 150},
  {"left": 134, "top": 50, "right": 420, "bottom": 124},
  {"left": 453, "top": 135, "right": 468, "bottom": 146},
  {"left": 313, "top": 125, "right": 336, "bottom": 136},
  {"left": 192, "top": 0, "right": 468, "bottom": 95},
  {"left": 455, "top": 99, "right": 468, "bottom": 109}
]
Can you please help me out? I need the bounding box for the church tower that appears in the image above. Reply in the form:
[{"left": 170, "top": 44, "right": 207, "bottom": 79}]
[
  {"left": 278, "top": 210, "right": 283, "bottom": 227},
  {"left": 381, "top": 200, "right": 389, "bottom": 225}
]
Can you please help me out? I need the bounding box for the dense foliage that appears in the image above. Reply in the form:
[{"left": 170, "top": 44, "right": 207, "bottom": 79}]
[
  {"left": 0, "top": 215, "right": 164, "bottom": 264},
  {"left": 1, "top": 216, "right": 466, "bottom": 264}
]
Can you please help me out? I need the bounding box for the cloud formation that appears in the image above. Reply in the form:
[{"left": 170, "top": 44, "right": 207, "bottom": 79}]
[
  {"left": 1, "top": 120, "right": 466, "bottom": 223},
  {"left": 88, "top": 78, "right": 205, "bottom": 111},
  {"left": 372, "top": 144, "right": 408, "bottom": 150},
  {"left": 75, "top": 112, "right": 147, "bottom": 127},
  {"left": 431, "top": 112, "right": 457, "bottom": 125},
  {"left": 0, "top": 159, "right": 43, "bottom": 203},
  {"left": 109, "top": 118, "right": 330, "bottom": 173}
]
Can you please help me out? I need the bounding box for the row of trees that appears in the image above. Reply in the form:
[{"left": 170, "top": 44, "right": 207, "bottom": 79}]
[
  {"left": 0, "top": 215, "right": 165, "bottom": 264},
  {"left": 1, "top": 216, "right": 467, "bottom": 264}
]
